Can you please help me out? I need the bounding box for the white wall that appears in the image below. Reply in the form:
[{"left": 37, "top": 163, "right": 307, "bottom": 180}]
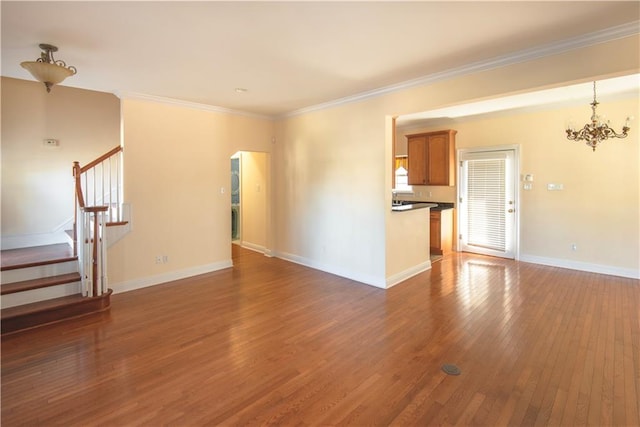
[{"left": 1, "top": 77, "right": 120, "bottom": 249}]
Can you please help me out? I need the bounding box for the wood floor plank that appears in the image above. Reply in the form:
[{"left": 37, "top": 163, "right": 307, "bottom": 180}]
[{"left": 1, "top": 247, "right": 638, "bottom": 426}]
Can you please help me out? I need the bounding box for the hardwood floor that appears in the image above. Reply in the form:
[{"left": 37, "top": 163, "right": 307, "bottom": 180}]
[{"left": 2, "top": 246, "right": 639, "bottom": 426}]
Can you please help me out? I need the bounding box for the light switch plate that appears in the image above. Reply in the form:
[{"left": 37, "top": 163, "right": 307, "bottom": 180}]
[{"left": 43, "top": 139, "right": 59, "bottom": 147}]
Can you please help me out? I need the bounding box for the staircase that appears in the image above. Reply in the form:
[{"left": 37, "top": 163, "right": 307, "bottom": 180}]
[
  {"left": 1, "top": 146, "right": 125, "bottom": 335},
  {"left": 1, "top": 244, "right": 111, "bottom": 334}
]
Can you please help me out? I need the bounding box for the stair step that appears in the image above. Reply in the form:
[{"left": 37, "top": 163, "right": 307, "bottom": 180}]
[
  {"left": 1, "top": 290, "right": 112, "bottom": 335},
  {"left": 1, "top": 256, "right": 78, "bottom": 271},
  {"left": 1, "top": 272, "right": 82, "bottom": 295},
  {"left": 1, "top": 243, "right": 75, "bottom": 271}
]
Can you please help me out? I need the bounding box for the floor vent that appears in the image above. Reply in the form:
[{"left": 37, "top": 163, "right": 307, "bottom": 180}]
[{"left": 442, "top": 364, "right": 461, "bottom": 376}]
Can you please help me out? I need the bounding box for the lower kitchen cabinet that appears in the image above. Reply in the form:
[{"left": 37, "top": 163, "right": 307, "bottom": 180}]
[{"left": 430, "top": 209, "right": 453, "bottom": 255}]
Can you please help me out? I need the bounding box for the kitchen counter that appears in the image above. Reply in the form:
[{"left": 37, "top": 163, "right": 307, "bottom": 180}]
[
  {"left": 391, "top": 201, "right": 453, "bottom": 212},
  {"left": 391, "top": 202, "right": 437, "bottom": 212}
]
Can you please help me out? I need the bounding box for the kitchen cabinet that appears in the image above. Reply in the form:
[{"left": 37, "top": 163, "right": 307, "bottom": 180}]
[
  {"left": 407, "top": 130, "right": 457, "bottom": 186},
  {"left": 430, "top": 209, "right": 453, "bottom": 255}
]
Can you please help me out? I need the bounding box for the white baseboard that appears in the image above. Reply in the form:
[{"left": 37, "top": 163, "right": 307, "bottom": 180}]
[
  {"left": 241, "top": 241, "right": 267, "bottom": 254},
  {"left": 274, "top": 251, "right": 387, "bottom": 289},
  {"left": 111, "top": 260, "right": 233, "bottom": 294},
  {"left": 386, "top": 261, "right": 432, "bottom": 288},
  {"left": 519, "top": 254, "right": 640, "bottom": 280},
  {"left": 241, "top": 242, "right": 275, "bottom": 258}
]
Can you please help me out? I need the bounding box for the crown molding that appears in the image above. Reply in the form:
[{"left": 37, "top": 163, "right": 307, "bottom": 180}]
[
  {"left": 113, "top": 22, "right": 638, "bottom": 120},
  {"left": 114, "top": 91, "right": 273, "bottom": 121},
  {"left": 281, "top": 21, "right": 640, "bottom": 119}
]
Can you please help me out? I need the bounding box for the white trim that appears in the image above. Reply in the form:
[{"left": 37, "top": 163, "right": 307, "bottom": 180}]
[
  {"left": 274, "top": 251, "right": 386, "bottom": 289},
  {"left": 1, "top": 282, "right": 82, "bottom": 309},
  {"left": 1, "top": 215, "right": 74, "bottom": 250},
  {"left": 519, "top": 254, "right": 640, "bottom": 280},
  {"left": 282, "top": 21, "right": 639, "bottom": 118},
  {"left": 385, "top": 261, "right": 432, "bottom": 289},
  {"left": 241, "top": 241, "right": 267, "bottom": 254},
  {"left": 111, "top": 260, "right": 233, "bottom": 294},
  {"left": 115, "top": 91, "right": 272, "bottom": 121}
]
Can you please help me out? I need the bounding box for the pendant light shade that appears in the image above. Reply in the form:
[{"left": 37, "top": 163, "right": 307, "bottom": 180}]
[{"left": 20, "top": 43, "right": 77, "bottom": 92}]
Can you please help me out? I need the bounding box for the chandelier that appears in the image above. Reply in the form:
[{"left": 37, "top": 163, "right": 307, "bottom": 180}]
[
  {"left": 21, "top": 43, "right": 77, "bottom": 93},
  {"left": 565, "top": 81, "right": 632, "bottom": 151}
]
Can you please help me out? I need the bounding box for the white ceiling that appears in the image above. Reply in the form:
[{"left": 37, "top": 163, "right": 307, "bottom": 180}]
[{"left": 2, "top": 1, "right": 639, "bottom": 118}]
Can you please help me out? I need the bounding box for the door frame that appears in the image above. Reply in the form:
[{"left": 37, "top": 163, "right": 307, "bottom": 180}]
[{"left": 456, "top": 144, "right": 521, "bottom": 260}]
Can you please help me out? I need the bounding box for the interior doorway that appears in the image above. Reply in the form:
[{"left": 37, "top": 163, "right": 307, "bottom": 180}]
[
  {"left": 231, "top": 156, "right": 240, "bottom": 242},
  {"left": 457, "top": 146, "right": 519, "bottom": 259},
  {"left": 230, "top": 151, "right": 270, "bottom": 254}
]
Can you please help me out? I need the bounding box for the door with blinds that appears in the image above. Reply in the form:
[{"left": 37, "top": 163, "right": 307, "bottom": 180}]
[{"left": 458, "top": 149, "right": 517, "bottom": 259}]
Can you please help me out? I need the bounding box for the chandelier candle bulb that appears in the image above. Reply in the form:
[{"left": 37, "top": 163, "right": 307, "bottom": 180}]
[{"left": 565, "top": 81, "right": 631, "bottom": 151}]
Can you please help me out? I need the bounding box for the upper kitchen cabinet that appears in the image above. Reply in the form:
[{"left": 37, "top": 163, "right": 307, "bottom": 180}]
[{"left": 407, "top": 129, "right": 457, "bottom": 186}]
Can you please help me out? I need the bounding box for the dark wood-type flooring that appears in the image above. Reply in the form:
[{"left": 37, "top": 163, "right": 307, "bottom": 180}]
[
  {"left": 1, "top": 243, "right": 73, "bottom": 269},
  {"left": 2, "top": 246, "right": 639, "bottom": 426}
]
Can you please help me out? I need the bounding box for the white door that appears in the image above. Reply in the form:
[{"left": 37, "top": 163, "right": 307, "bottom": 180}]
[{"left": 458, "top": 149, "right": 517, "bottom": 259}]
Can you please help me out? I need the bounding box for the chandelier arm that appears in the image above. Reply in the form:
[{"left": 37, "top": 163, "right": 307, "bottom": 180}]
[{"left": 565, "top": 80, "right": 632, "bottom": 151}]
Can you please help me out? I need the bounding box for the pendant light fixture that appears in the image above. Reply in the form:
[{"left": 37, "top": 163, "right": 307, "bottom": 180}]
[
  {"left": 21, "top": 43, "right": 77, "bottom": 93},
  {"left": 565, "top": 81, "right": 632, "bottom": 151}
]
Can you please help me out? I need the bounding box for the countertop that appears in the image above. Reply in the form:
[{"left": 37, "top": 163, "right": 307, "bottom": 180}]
[
  {"left": 391, "top": 202, "right": 437, "bottom": 212},
  {"left": 391, "top": 201, "right": 454, "bottom": 212}
]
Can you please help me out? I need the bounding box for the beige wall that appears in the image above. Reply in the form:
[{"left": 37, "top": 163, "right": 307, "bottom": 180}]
[
  {"left": 3, "top": 33, "right": 637, "bottom": 292},
  {"left": 240, "top": 151, "right": 269, "bottom": 252},
  {"left": 108, "top": 98, "right": 274, "bottom": 290},
  {"left": 275, "top": 34, "right": 639, "bottom": 284},
  {"left": 456, "top": 98, "right": 638, "bottom": 271},
  {"left": 394, "top": 96, "right": 639, "bottom": 273},
  {"left": 1, "top": 77, "right": 120, "bottom": 248},
  {"left": 273, "top": 99, "right": 389, "bottom": 286}
]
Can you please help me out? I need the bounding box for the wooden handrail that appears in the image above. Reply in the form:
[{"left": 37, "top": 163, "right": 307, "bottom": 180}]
[
  {"left": 73, "top": 161, "right": 86, "bottom": 208},
  {"left": 80, "top": 146, "right": 123, "bottom": 173}
]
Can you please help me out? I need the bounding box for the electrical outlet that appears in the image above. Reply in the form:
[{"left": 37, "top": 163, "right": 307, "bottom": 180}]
[
  {"left": 571, "top": 244, "right": 577, "bottom": 251},
  {"left": 155, "top": 256, "right": 162, "bottom": 264},
  {"left": 162, "top": 255, "right": 169, "bottom": 263}
]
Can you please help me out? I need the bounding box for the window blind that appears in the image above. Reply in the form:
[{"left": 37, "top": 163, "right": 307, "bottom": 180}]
[{"left": 466, "top": 158, "right": 505, "bottom": 251}]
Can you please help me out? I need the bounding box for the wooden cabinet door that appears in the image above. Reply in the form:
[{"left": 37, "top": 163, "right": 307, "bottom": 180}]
[
  {"left": 406, "top": 130, "right": 456, "bottom": 186},
  {"left": 407, "top": 135, "right": 428, "bottom": 185},
  {"left": 430, "top": 211, "right": 442, "bottom": 254},
  {"left": 427, "top": 134, "right": 449, "bottom": 185}
]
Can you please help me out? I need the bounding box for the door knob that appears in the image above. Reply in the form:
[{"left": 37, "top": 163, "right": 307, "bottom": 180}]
[{"left": 508, "top": 209, "right": 514, "bottom": 213}]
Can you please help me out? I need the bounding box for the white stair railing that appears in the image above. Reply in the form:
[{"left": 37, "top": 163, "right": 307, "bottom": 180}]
[
  {"left": 73, "top": 146, "right": 122, "bottom": 296},
  {"left": 77, "top": 207, "right": 108, "bottom": 297}
]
